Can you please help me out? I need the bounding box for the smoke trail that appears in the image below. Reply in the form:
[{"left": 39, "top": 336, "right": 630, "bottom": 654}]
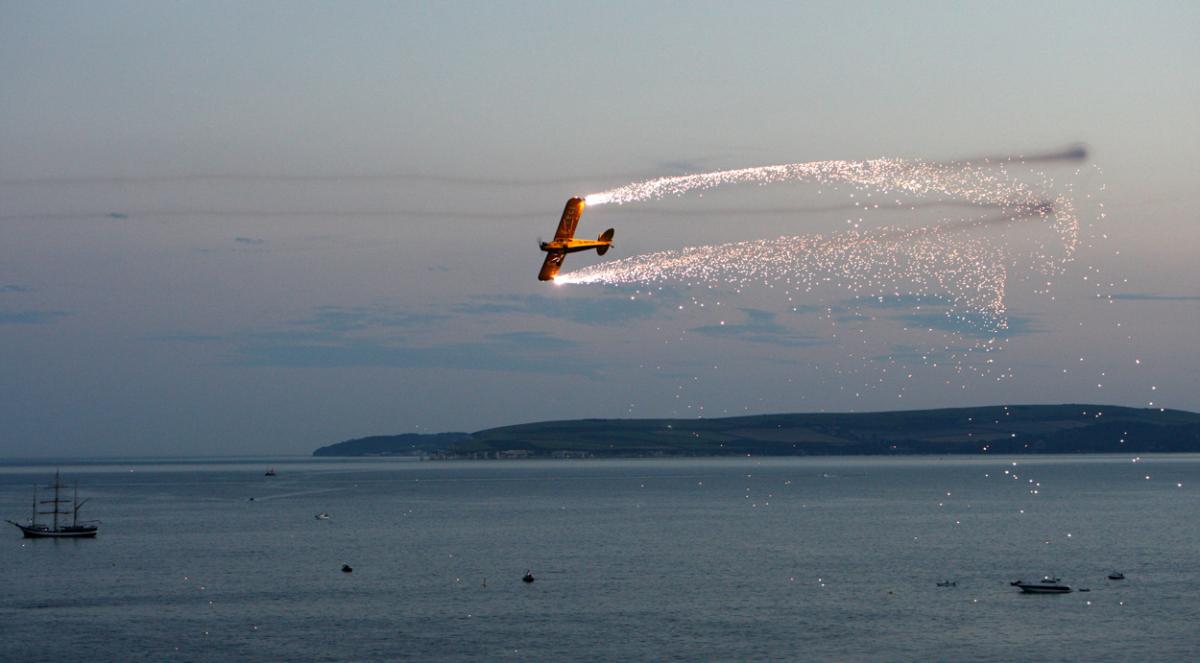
[
  {"left": 559, "top": 205, "right": 1066, "bottom": 332},
  {"left": 562, "top": 158, "right": 1082, "bottom": 335},
  {"left": 584, "top": 159, "right": 1038, "bottom": 210},
  {"left": 944, "top": 143, "right": 1088, "bottom": 166}
]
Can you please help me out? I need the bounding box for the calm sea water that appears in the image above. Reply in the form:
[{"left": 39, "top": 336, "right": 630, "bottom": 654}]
[{"left": 2, "top": 455, "right": 1198, "bottom": 662}]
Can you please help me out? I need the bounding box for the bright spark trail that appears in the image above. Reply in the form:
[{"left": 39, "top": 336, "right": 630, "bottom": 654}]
[{"left": 560, "top": 158, "right": 1082, "bottom": 334}]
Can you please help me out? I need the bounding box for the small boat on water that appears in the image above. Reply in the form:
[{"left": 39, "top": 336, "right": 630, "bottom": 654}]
[
  {"left": 522, "top": 570, "right": 535, "bottom": 583},
  {"left": 265, "top": 467, "right": 277, "bottom": 477},
  {"left": 1011, "top": 579, "right": 1071, "bottom": 594},
  {"left": 936, "top": 580, "right": 957, "bottom": 587},
  {"left": 1108, "top": 571, "right": 1125, "bottom": 580},
  {"left": 315, "top": 512, "right": 330, "bottom": 520},
  {"left": 7, "top": 471, "right": 99, "bottom": 538}
]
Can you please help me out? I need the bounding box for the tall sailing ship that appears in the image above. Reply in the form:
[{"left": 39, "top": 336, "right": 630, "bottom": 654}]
[{"left": 7, "top": 470, "right": 99, "bottom": 538}]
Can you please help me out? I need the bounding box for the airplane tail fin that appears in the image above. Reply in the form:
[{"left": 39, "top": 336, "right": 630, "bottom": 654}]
[{"left": 596, "top": 228, "right": 615, "bottom": 256}]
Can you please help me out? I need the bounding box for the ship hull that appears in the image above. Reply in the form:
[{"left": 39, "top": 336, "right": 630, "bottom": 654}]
[
  {"left": 1014, "top": 583, "right": 1070, "bottom": 593},
  {"left": 10, "top": 522, "right": 97, "bottom": 538}
]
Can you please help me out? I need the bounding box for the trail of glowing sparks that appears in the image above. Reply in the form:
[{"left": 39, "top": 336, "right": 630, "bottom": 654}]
[{"left": 562, "top": 159, "right": 1080, "bottom": 334}]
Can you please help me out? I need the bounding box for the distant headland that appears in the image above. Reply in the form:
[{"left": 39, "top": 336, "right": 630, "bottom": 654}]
[{"left": 312, "top": 404, "right": 1200, "bottom": 459}]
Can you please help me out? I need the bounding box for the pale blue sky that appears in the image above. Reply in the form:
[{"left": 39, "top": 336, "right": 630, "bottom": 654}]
[{"left": 1, "top": 1, "right": 1197, "bottom": 456}]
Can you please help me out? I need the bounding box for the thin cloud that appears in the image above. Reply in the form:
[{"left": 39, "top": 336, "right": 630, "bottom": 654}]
[
  {"left": 455, "top": 292, "right": 668, "bottom": 326},
  {"left": 0, "top": 309, "right": 71, "bottom": 324},
  {"left": 233, "top": 331, "right": 593, "bottom": 373},
  {"left": 0, "top": 166, "right": 665, "bottom": 189},
  {"left": 1111, "top": 293, "right": 1200, "bottom": 302},
  {"left": 162, "top": 303, "right": 592, "bottom": 373},
  {"left": 691, "top": 308, "right": 823, "bottom": 347},
  {"left": 284, "top": 306, "right": 449, "bottom": 333},
  {"left": 895, "top": 311, "right": 1040, "bottom": 338}
]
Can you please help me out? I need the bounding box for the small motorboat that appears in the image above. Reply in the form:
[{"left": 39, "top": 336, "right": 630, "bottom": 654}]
[
  {"left": 315, "top": 512, "right": 330, "bottom": 520},
  {"left": 265, "top": 467, "right": 277, "bottom": 477},
  {"left": 1107, "top": 571, "right": 1125, "bottom": 580},
  {"left": 342, "top": 564, "right": 353, "bottom": 573},
  {"left": 522, "top": 570, "right": 535, "bottom": 584},
  {"left": 936, "top": 580, "right": 956, "bottom": 587},
  {"left": 1012, "top": 580, "right": 1071, "bottom": 594}
]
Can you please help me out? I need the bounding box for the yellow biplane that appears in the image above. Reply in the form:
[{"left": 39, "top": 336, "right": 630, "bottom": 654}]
[{"left": 538, "top": 197, "right": 614, "bottom": 281}]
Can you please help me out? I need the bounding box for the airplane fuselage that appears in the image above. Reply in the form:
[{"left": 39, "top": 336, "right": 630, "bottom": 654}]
[{"left": 539, "top": 239, "right": 611, "bottom": 254}]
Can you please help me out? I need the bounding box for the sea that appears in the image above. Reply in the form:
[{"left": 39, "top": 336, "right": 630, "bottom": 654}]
[{"left": 2, "top": 455, "right": 1198, "bottom": 662}]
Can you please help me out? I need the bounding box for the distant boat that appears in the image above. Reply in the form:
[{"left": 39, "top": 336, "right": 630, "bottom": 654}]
[
  {"left": 7, "top": 471, "right": 99, "bottom": 538},
  {"left": 315, "top": 512, "right": 330, "bottom": 520},
  {"left": 1107, "top": 571, "right": 1125, "bottom": 580},
  {"left": 522, "top": 570, "right": 535, "bottom": 583},
  {"left": 265, "top": 467, "right": 277, "bottom": 477},
  {"left": 1011, "top": 579, "right": 1071, "bottom": 594},
  {"left": 936, "top": 580, "right": 957, "bottom": 587}
]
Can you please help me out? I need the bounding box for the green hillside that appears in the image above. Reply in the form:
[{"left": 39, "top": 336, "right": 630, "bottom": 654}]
[{"left": 313, "top": 404, "right": 1200, "bottom": 458}]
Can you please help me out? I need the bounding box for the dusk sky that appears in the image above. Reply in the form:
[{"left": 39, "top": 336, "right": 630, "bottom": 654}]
[{"left": 2, "top": 1, "right": 1197, "bottom": 457}]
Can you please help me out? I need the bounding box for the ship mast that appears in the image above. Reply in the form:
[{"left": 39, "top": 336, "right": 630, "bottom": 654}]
[
  {"left": 72, "top": 482, "right": 89, "bottom": 527},
  {"left": 38, "top": 470, "right": 71, "bottom": 531},
  {"left": 53, "top": 470, "right": 59, "bottom": 530}
]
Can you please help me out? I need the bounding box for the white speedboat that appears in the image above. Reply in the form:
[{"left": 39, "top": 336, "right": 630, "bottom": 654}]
[{"left": 1011, "top": 579, "right": 1071, "bottom": 593}]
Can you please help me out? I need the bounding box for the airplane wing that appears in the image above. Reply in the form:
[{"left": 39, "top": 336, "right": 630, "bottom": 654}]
[
  {"left": 538, "top": 251, "right": 565, "bottom": 281},
  {"left": 552, "top": 197, "right": 586, "bottom": 242}
]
